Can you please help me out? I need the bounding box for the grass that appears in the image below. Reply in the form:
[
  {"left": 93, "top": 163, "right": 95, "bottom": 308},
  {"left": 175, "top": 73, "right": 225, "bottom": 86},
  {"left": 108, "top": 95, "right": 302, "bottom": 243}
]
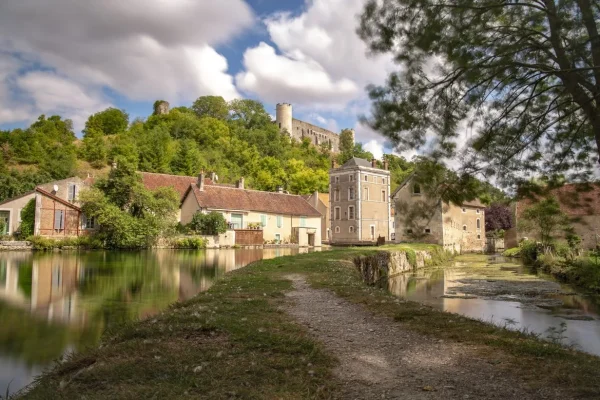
[{"left": 19, "top": 245, "right": 600, "bottom": 399}]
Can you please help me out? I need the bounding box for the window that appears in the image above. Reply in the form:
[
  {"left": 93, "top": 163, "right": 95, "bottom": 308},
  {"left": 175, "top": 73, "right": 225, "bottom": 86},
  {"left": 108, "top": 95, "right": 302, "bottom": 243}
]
[
  {"left": 348, "top": 206, "right": 355, "bottom": 220},
  {"left": 381, "top": 190, "right": 386, "bottom": 202},
  {"left": 335, "top": 176, "right": 339, "bottom": 184},
  {"left": 462, "top": 208, "right": 466, "bottom": 213},
  {"left": 334, "top": 189, "right": 340, "bottom": 202},
  {"left": 392, "top": 221, "right": 395, "bottom": 229},
  {"left": 261, "top": 214, "right": 267, "bottom": 227},
  {"left": 406, "top": 229, "right": 413, "bottom": 234},
  {"left": 425, "top": 228, "right": 431, "bottom": 234},
  {"left": 17, "top": 208, "right": 22, "bottom": 223},
  {"left": 334, "top": 207, "right": 341, "bottom": 220},
  {"left": 370, "top": 225, "right": 375, "bottom": 240},
  {"left": 300, "top": 216, "right": 307, "bottom": 227},
  {"left": 463, "top": 225, "right": 467, "bottom": 231},
  {"left": 349, "top": 226, "right": 355, "bottom": 233},
  {"left": 335, "top": 226, "right": 340, "bottom": 233},
  {"left": 476, "top": 218, "right": 481, "bottom": 230},
  {"left": 277, "top": 215, "right": 283, "bottom": 228},
  {"left": 0, "top": 211, "right": 9, "bottom": 235},
  {"left": 364, "top": 187, "right": 369, "bottom": 200},
  {"left": 382, "top": 178, "right": 386, "bottom": 185},
  {"left": 349, "top": 174, "right": 354, "bottom": 182},
  {"left": 477, "top": 234, "right": 481, "bottom": 239},
  {"left": 275, "top": 233, "right": 281, "bottom": 243},
  {"left": 54, "top": 210, "right": 65, "bottom": 231},
  {"left": 348, "top": 187, "right": 355, "bottom": 200},
  {"left": 231, "top": 213, "right": 243, "bottom": 229},
  {"left": 413, "top": 184, "right": 421, "bottom": 194},
  {"left": 476, "top": 209, "right": 480, "bottom": 214},
  {"left": 83, "top": 215, "right": 96, "bottom": 230},
  {"left": 68, "top": 184, "right": 77, "bottom": 202},
  {"left": 364, "top": 175, "right": 368, "bottom": 182}
]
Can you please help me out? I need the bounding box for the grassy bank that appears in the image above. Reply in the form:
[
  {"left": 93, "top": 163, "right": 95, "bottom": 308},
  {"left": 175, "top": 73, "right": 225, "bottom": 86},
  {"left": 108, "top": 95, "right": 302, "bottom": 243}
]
[{"left": 20, "top": 246, "right": 600, "bottom": 399}]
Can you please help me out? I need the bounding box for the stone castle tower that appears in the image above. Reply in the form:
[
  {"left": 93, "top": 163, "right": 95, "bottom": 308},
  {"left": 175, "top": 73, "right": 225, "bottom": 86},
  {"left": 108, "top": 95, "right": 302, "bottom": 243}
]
[{"left": 275, "top": 103, "right": 353, "bottom": 153}]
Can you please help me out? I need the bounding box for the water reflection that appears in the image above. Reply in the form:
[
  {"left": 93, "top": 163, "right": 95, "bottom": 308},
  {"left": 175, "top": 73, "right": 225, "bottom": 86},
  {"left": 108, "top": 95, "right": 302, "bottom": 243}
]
[
  {"left": 388, "top": 255, "right": 600, "bottom": 357},
  {"left": 0, "top": 247, "right": 311, "bottom": 394}
]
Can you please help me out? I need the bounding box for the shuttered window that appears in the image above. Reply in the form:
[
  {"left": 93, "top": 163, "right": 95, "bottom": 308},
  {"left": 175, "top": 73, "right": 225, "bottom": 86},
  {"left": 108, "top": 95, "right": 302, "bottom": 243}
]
[
  {"left": 54, "top": 210, "right": 65, "bottom": 230},
  {"left": 277, "top": 215, "right": 283, "bottom": 228},
  {"left": 261, "top": 214, "right": 267, "bottom": 227},
  {"left": 300, "top": 216, "right": 306, "bottom": 227}
]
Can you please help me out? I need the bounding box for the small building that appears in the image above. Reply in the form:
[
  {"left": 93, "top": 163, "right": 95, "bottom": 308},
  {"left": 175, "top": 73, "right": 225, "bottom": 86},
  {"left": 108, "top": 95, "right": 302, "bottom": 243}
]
[
  {"left": 392, "top": 176, "right": 486, "bottom": 253},
  {"left": 0, "top": 176, "right": 93, "bottom": 236},
  {"left": 329, "top": 157, "right": 392, "bottom": 244},
  {"left": 505, "top": 183, "right": 600, "bottom": 250},
  {"left": 303, "top": 192, "right": 330, "bottom": 243},
  {"left": 180, "top": 174, "right": 322, "bottom": 247}
]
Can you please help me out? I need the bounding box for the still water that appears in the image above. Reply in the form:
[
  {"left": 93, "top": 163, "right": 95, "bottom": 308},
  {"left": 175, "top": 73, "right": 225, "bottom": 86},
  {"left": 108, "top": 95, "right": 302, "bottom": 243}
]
[
  {"left": 0, "top": 248, "right": 311, "bottom": 394},
  {"left": 388, "top": 254, "right": 600, "bottom": 356}
]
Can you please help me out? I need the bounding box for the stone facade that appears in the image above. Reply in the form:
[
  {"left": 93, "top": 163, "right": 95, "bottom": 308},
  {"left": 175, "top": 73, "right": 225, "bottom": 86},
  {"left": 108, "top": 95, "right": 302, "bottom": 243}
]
[
  {"left": 275, "top": 103, "right": 351, "bottom": 152},
  {"left": 329, "top": 157, "right": 392, "bottom": 244},
  {"left": 392, "top": 176, "right": 486, "bottom": 253}
]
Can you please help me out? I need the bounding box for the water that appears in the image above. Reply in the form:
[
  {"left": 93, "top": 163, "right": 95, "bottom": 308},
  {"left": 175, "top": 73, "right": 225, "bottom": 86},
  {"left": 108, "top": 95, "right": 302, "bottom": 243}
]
[
  {"left": 0, "top": 248, "right": 311, "bottom": 394},
  {"left": 388, "top": 254, "right": 600, "bottom": 356}
]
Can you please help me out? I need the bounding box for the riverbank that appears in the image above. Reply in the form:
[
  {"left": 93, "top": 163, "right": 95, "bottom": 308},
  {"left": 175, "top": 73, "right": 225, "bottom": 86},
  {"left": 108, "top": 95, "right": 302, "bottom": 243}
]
[{"left": 20, "top": 246, "right": 600, "bottom": 399}]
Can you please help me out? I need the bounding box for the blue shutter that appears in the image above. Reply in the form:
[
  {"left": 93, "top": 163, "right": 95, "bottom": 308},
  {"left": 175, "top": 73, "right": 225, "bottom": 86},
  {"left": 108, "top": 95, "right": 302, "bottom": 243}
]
[
  {"left": 277, "top": 215, "right": 283, "bottom": 228},
  {"left": 300, "top": 216, "right": 306, "bottom": 227},
  {"left": 54, "top": 210, "right": 64, "bottom": 230},
  {"left": 261, "top": 214, "right": 267, "bottom": 227}
]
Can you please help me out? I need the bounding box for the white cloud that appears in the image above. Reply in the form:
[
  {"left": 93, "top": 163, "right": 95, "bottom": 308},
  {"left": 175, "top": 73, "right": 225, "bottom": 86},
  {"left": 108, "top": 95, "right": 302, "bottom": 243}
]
[
  {"left": 237, "top": 0, "right": 393, "bottom": 109},
  {"left": 0, "top": 0, "right": 252, "bottom": 129}
]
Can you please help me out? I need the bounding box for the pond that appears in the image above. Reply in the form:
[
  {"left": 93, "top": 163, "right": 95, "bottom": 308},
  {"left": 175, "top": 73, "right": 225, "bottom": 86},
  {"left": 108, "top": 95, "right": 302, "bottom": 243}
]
[
  {"left": 388, "top": 254, "right": 600, "bottom": 356},
  {"left": 0, "top": 247, "right": 314, "bottom": 394}
]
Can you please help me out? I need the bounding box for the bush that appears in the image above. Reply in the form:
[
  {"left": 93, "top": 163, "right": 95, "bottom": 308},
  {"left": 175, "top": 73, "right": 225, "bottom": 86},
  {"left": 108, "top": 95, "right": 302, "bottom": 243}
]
[
  {"left": 27, "top": 235, "right": 104, "bottom": 250},
  {"left": 520, "top": 240, "right": 539, "bottom": 264},
  {"left": 172, "top": 237, "right": 207, "bottom": 249},
  {"left": 18, "top": 199, "right": 36, "bottom": 238},
  {"left": 502, "top": 247, "right": 521, "bottom": 257},
  {"left": 188, "top": 212, "right": 227, "bottom": 235}
]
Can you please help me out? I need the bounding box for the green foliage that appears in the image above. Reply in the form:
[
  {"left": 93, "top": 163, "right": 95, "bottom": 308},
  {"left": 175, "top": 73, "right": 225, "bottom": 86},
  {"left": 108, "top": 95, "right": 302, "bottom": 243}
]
[
  {"left": 359, "top": 0, "right": 600, "bottom": 188},
  {"left": 81, "top": 128, "right": 108, "bottom": 168},
  {"left": 519, "top": 197, "right": 571, "bottom": 247},
  {"left": 171, "top": 237, "right": 207, "bottom": 249},
  {"left": 19, "top": 199, "right": 35, "bottom": 238},
  {"left": 0, "top": 220, "right": 5, "bottom": 236},
  {"left": 85, "top": 108, "right": 129, "bottom": 136},
  {"left": 520, "top": 240, "right": 539, "bottom": 265},
  {"left": 502, "top": 247, "right": 521, "bottom": 258},
  {"left": 405, "top": 249, "right": 417, "bottom": 267},
  {"left": 192, "top": 96, "right": 229, "bottom": 120},
  {"left": 188, "top": 212, "right": 227, "bottom": 236},
  {"left": 27, "top": 235, "right": 104, "bottom": 250},
  {"left": 0, "top": 169, "right": 52, "bottom": 203}
]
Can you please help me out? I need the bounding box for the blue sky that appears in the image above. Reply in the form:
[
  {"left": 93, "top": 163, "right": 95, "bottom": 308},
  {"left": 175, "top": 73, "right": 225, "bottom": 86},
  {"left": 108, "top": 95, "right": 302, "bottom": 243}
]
[{"left": 0, "top": 0, "right": 395, "bottom": 157}]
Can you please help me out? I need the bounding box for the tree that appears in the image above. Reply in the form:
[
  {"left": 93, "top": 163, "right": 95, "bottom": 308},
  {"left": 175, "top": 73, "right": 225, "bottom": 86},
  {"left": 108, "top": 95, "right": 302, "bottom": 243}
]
[
  {"left": 81, "top": 128, "right": 108, "bottom": 168},
  {"left": 19, "top": 199, "right": 36, "bottom": 238},
  {"left": 192, "top": 96, "right": 229, "bottom": 120},
  {"left": 484, "top": 203, "right": 513, "bottom": 233},
  {"left": 85, "top": 108, "right": 129, "bottom": 136},
  {"left": 339, "top": 129, "right": 355, "bottom": 153},
  {"left": 188, "top": 212, "right": 227, "bottom": 235},
  {"left": 360, "top": 0, "right": 600, "bottom": 188},
  {"left": 228, "top": 99, "right": 273, "bottom": 130},
  {"left": 519, "top": 197, "right": 571, "bottom": 247},
  {"left": 171, "top": 140, "right": 205, "bottom": 176}
]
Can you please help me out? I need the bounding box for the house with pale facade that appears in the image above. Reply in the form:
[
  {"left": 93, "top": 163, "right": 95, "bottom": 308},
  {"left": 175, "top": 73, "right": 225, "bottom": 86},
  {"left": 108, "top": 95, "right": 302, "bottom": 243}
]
[
  {"left": 303, "top": 192, "right": 330, "bottom": 243},
  {"left": 329, "top": 157, "right": 392, "bottom": 244},
  {"left": 180, "top": 174, "right": 322, "bottom": 247},
  {"left": 392, "top": 176, "right": 486, "bottom": 253},
  {"left": 0, "top": 176, "right": 95, "bottom": 237}
]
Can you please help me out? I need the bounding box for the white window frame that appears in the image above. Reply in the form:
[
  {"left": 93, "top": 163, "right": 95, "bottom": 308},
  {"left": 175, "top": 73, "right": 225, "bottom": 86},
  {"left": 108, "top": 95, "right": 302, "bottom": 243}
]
[
  {"left": 349, "top": 226, "right": 355, "bottom": 233},
  {"left": 261, "top": 214, "right": 267, "bottom": 228},
  {"left": 381, "top": 190, "right": 386, "bottom": 202},
  {"left": 348, "top": 206, "right": 355, "bottom": 220},
  {"left": 370, "top": 225, "right": 375, "bottom": 240},
  {"left": 364, "top": 187, "right": 369, "bottom": 201},
  {"left": 476, "top": 218, "right": 481, "bottom": 230},
  {"left": 462, "top": 207, "right": 466, "bottom": 213},
  {"left": 463, "top": 225, "right": 467, "bottom": 231},
  {"left": 335, "top": 226, "right": 340, "bottom": 233},
  {"left": 476, "top": 209, "right": 480, "bottom": 214},
  {"left": 275, "top": 233, "right": 281, "bottom": 243}
]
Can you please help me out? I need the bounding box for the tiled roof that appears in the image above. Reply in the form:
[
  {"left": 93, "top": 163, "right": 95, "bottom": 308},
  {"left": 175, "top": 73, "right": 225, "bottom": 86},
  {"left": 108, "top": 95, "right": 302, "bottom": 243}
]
[
  {"left": 35, "top": 188, "right": 81, "bottom": 211},
  {"left": 517, "top": 183, "right": 600, "bottom": 217},
  {"left": 340, "top": 157, "right": 373, "bottom": 168},
  {"left": 187, "top": 185, "right": 321, "bottom": 217},
  {"left": 463, "top": 199, "right": 486, "bottom": 209},
  {"left": 140, "top": 172, "right": 213, "bottom": 200}
]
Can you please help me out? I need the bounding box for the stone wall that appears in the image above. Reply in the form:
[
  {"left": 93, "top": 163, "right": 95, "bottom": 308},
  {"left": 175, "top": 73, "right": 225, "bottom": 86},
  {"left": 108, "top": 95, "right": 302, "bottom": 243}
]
[
  {"left": 290, "top": 119, "right": 340, "bottom": 152},
  {"left": 353, "top": 249, "right": 434, "bottom": 286},
  {"left": 0, "top": 241, "right": 32, "bottom": 251}
]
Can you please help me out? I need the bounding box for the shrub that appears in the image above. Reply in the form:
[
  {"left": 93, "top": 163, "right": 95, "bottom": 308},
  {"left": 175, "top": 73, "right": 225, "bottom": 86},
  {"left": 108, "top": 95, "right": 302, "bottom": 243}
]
[
  {"left": 520, "top": 240, "right": 539, "bottom": 264},
  {"left": 18, "top": 199, "right": 36, "bottom": 238},
  {"left": 188, "top": 212, "right": 227, "bottom": 235},
  {"left": 172, "top": 237, "right": 207, "bottom": 249},
  {"left": 27, "top": 235, "right": 104, "bottom": 250},
  {"left": 405, "top": 249, "right": 417, "bottom": 267},
  {"left": 502, "top": 247, "right": 521, "bottom": 257}
]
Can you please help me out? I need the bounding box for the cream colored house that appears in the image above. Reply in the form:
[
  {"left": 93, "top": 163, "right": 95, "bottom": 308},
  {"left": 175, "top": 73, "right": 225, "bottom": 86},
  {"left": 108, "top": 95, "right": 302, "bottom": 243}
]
[
  {"left": 180, "top": 175, "right": 322, "bottom": 247},
  {"left": 304, "top": 192, "right": 330, "bottom": 243},
  {"left": 329, "top": 157, "right": 392, "bottom": 244},
  {"left": 392, "top": 176, "right": 486, "bottom": 253}
]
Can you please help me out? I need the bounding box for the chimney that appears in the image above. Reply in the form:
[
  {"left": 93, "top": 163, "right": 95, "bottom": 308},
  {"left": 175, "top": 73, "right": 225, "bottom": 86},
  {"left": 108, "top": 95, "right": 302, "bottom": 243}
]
[
  {"left": 277, "top": 186, "right": 284, "bottom": 193},
  {"left": 383, "top": 158, "right": 389, "bottom": 170},
  {"left": 237, "top": 177, "right": 245, "bottom": 189},
  {"left": 197, "top": 171, "right": 205, "bottom": 191},
  {"left": 371, "top": 158, "right": 377, "bottom": 168},
  {"left": 313, "top": 191, "right": 319, "bottom": 208}
]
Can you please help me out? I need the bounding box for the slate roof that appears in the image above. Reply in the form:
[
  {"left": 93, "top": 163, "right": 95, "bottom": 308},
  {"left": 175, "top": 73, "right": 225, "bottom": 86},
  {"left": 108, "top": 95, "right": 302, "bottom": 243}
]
[
  {"left": 340, "top": 157, "right": 373, "bottom": 169},
  {"left": 140, "top": 172, "right": 213, "bottom": 200},
  {"left": 517, "top": 183, "right": 600, "bottom": 217},
  {"left": 186, "top": 185, "right": 321, "bottom": 217}
]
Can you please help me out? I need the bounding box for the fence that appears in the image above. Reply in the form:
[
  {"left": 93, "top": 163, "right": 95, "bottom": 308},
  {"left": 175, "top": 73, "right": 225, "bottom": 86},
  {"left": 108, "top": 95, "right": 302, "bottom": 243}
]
[{"left": 235, "top": 229, "right": 263, "bottom": 246}]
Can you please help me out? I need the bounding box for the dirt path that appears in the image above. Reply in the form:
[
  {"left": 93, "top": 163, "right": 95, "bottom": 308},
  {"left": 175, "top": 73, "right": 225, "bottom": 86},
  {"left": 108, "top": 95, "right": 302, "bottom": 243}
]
[{"left": 283, "top": 274, "right": 567, "bottom": 400}]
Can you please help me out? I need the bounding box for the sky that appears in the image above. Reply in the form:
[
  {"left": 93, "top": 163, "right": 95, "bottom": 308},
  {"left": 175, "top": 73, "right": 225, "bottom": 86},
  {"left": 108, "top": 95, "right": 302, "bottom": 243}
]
[{"left": 0, "top": 0, "right": 398, "bottom": 159}]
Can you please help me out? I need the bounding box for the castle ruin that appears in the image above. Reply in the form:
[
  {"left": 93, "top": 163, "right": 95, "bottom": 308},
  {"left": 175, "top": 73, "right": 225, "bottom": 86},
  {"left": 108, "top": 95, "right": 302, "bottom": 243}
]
[{"left": 275, "top": 103, "right": 354, "bottom": 152}]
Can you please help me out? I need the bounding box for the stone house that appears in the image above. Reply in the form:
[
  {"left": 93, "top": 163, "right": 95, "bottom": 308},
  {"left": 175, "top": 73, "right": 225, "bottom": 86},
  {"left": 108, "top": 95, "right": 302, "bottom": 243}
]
[
  {"left": 180, "top": 174, "right": 322, "bottom": 247},
  {"left": 505, "top": 183, "right": 600, "bottom": 250},
  {"left": 392, "top": 176, "right": 486, "bottom": 253},
  {"left": 329, "top": 157, "right": 392, "bottom": 244},
  {"left": 303, "top": 192, "right": 330, "bottom": 243},
  {"left": 0, "top": 176, "right": 94, "bottom": 237}
]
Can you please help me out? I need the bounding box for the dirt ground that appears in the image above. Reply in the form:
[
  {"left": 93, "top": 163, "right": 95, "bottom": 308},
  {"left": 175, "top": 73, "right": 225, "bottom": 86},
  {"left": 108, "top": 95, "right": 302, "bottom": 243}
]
[{"left": 283, "top": 274, "right": 569, "bottom": 400}]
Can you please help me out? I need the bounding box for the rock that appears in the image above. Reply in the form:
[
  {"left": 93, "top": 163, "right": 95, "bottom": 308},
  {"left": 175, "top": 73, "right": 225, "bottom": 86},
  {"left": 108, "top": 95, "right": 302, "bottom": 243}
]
[{"left": 193, "top": 366, "right": 203, "bottom": 373}]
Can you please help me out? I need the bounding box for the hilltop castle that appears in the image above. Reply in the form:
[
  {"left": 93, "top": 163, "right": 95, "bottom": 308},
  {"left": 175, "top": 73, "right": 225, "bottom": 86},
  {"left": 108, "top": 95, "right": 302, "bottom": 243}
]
[{"left": 275, "top": 103, "right": 354, "bottom": 152}]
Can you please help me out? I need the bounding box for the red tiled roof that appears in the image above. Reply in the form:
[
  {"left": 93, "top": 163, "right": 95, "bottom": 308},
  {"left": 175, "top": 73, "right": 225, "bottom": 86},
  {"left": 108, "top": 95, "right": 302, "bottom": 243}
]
[
  {"left": 187, "top": 184, "right": 321, "bottom": 217},
  {"left": 517, "top": 183, "right": 600, "bottom": 217},
  {"left": 140, "top": 172, "right": 213, "bottom": 200}
]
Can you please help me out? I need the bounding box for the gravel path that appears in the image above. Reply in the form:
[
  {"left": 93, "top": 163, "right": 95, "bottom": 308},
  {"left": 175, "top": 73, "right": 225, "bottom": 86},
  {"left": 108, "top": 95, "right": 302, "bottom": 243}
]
[{"left": 283, "top": 274, "right": 567, "bottom": 400}]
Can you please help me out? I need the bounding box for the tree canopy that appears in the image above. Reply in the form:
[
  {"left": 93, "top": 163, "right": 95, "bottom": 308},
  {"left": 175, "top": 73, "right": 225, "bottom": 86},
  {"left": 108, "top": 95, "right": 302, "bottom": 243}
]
[{"left": 360, "top": 0, "right": 600, "bottom": 188}]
